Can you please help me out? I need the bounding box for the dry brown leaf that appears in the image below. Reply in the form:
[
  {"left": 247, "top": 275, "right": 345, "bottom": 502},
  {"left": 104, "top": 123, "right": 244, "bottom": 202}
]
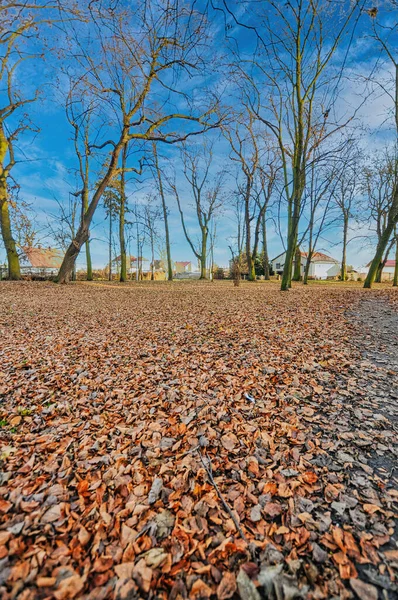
[
  {"left": 217, "top": 572, "right": 237, "bottom": 599},
  {"left": 221, "top": 432, "right": 238, "bottom": 451}
]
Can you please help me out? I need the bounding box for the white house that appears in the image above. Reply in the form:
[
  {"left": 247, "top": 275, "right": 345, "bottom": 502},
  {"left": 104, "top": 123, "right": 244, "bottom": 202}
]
[
  {"left": 363, "top": 259, "right": 397, "bottom": 282},
  {"left": 271, "top": 250, "right": 339, "bottom": 280}
]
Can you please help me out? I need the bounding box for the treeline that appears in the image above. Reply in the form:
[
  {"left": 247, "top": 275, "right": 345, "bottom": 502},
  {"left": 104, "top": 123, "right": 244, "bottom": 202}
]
[{"left": 0, "top": 0, "right": 397, "bottom": 289}]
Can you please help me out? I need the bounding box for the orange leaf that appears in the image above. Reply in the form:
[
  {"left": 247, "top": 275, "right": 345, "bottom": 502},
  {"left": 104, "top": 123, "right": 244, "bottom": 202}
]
[
  {"left": 302, "top": 471, "right": 318, "bottom": 484},
  {"left": 363, "top": 503, "right": 382, "bottom": 515}
]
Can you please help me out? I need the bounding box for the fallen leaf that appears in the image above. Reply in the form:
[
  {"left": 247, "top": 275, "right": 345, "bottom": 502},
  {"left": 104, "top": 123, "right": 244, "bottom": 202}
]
[
  {"left": 221, "top": 433, "right": 238, "bottom": 451},
  {"left": 217, "top": 572, "right": 236, "bottom": 599}
]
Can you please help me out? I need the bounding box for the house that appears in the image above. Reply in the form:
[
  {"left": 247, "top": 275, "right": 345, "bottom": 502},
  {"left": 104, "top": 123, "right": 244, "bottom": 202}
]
[
  {"left": 174, "top": 261, "right": 192, "bottom": 274},
  {"left": 151, "top": 259, "right": 165, "bottom": 272},
  {"left": 20, "top": 246, "right": 63, "bottom": 278},
  {"left": 326, "top": 264, "right": 361, "bottom": 281},
  {"left": 112, "top": 255, "right": 149, "bottom": 271},
  {"left": 271, "top": 250, "right": 338, "bottom": 280},
  {"left": 364, "top": 259, "right": 397, "bottom": 282}
]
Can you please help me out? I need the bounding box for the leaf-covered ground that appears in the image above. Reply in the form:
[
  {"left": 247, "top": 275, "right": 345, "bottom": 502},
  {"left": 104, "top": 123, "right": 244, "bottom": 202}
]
[{"left": 0, "top": 281, "right": 397, "bottom": 600}]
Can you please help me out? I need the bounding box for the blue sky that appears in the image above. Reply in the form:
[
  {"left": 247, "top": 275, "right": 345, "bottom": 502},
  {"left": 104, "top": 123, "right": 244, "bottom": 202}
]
[{"left": 1, "top": 1, "right": 396, "bottom": 272}]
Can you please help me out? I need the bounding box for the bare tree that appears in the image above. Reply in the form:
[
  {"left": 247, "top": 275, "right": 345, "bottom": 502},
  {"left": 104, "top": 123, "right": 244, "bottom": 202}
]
[
  {"left": 332, "top": 150, "right": 360, "bottom": 281},
  {"left": 151, "top": 143, "right": 173, "bottom": 281},
  {"left": 224, "top": 109, "right": 280, "bottom": 281},
  {"left": 46, "top": 194, "right": 79, "bottom": 280},
  {"left": 217, "top": 0, "right": 365, "bottom": 289},
  {"left": 0, "top": 3, "right": 43, "bottom": 278},
  {"left": 8, "top": 187, "right": 37, "bottom": 251},
  {"left": 142, "top": 195, "right": 163, "bottom": 281},
  {"left": 223, "top": 111, "right": 259, "bottom": 281},
  {"left": 56, "top": 1, "right": 221, "bottom": 283},
  {"left": 0, "top": 1, "right": 77, "bottom": 279},
  {"left": 364, "top": 147, "right": 398, "bottom": 284},
  {"left": 302, "top": 160, "right": 337, "bottom": 284},
  {"left": 65, "top": 84, "right": 97, "bottom": 280},
  {"left": 170, "top": 142, "right": 225, "bottom": 279},
  {"left": 364, "top": 5, "right": 398, "bottom": 287}
]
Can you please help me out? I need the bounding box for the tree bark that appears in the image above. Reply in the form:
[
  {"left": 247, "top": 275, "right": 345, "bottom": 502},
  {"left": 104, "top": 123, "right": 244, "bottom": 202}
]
[
  {"left": 375, "top": 261, "right": 383, "bottom": 283},
  {"left": 0, "top": 124, "right": 20, "bottom": 280},
  {"left": 281, "top": 200, "right": 301, "bottom": 291},
  {"left": 82, "top": 188, "right": 93, "bottom": 281},
  {"left": 119, "top": 143, "right": 127, "bottom": 282},
  {"left": 243, "top": 180, "right": 256, "bottom": 282},
  {"left": 293, "top": 245, "right": 301, "bottom": 281},
  {"left": 150, "top": 232, "right": 155, "bottom": 281},
  {"left": 200, "top": 228, "right": 208, "bottom": 279},
  {"left": 303, "top": 254, "right": 312, "bottom": 285},
  {"left": 262, "top": 213, "right": 270, "bottom": 280},
  {"left": 364, "top": 220, "right": 396, "bottom": 288},
  {"left": 341, "top": 213, "right": 348, "bottom": 281},
  {"left": 0, "top": 179, "right": 21, "bottom": 280}
]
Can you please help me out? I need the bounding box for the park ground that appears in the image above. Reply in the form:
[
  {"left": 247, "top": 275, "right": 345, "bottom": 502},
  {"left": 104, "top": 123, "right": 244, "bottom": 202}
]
[{"left": 0, "top": 280, "right": 397, "bottom": 600}]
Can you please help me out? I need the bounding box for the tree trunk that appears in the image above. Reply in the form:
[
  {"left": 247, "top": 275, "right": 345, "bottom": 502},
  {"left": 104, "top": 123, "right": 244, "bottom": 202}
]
[
  {"left": 292, "top": 245, "right": 301, "bottom": 281},
  {"left": 151, "top": 232, "right": 155, "bottom": 281},
  {"left": 108, "top": 205, "right": 112, "bottom": 282},
  {"left": 303, "top": 261, "right": 310, "bottom": 285},
  {"left": 153, "top": 144, "right": 173, "bottom": 281},
  {"left": 341, "top": 214, "right": 348, "bottom": 281},
  {"left": 85, "top": 240, "right": 92, "bottom": 280},
  {"left": 82, "top": 188, "right": 93, "bottom": 281},
  {"left": 281, "top": 236, "right": 295, "bottom": 291},
  {"left": 119, "top": 143, "right": 127, "bottom": 282},
  {"left": 56, "top": 222, "right": 89, "bottom": 284},
  {"left": 364, "top": 221, "right": 396, "bottom": 288},
  {"left": 248, "top": 255, "right": 256, "bottom": 281},
  {"left": 200, "top": 228, "right": 208, "bottom": 279},
  {"left": 262, "top": 213, "right": 270, "bottom": 279},
  {"left": 0, "top": 180, "right": 21, "bottom": 280},
  {"left": 56, "top": 134, "right": 125, "bottom": 284},
  {"left": 244, "top": 181, "right": 256, "bottom": 282},
  {"left": 281, "top": 203, "right": 300, "bottom": 291},
  {"left": 0, "top": 123, "right": 21, "bottom": 280},
  {"left": 393, "top": 235, "right": 398, "bottom": 287},
  {"left": 375, "top": 261, "right": 383, "bottom": 283}
]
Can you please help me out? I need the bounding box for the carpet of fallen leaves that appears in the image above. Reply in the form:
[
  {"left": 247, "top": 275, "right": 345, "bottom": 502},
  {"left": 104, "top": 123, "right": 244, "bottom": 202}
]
[{"left": 0, "top": 281, "right": 397, "bottom": 600}]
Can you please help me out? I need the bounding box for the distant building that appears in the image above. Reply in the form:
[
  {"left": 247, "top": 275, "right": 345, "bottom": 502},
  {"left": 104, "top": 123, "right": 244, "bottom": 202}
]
[
  {"left": 327, "top": 264, "right": 361, "bottom": 281},
  {"left": 19, "top": 246, "right": 63, "bottom": 278},
  {"left": 174, "top": 261, "right": 192, "bottom": 274},
  {"left": 151, "top": 259, "right": 165, "bottom": 272},
  {"left": 363, "top": 259, "right": 397, "bottom": 282},
  {"left": 271, "top": 250, "right": 338, "bottom": 280}
]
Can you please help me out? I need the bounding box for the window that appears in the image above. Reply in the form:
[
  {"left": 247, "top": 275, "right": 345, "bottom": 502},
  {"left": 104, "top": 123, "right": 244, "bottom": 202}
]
[{"left": 276, "top": 263, "right": 281, "bottom": 270}]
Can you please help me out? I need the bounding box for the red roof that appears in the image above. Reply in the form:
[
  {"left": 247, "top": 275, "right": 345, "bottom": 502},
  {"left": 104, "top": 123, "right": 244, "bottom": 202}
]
[
  {"left": 175, "top": 261, "right": 191, "bottom": 267},
  {"left": 113, "top": 255, "right": 148, "bottom": 263},
  {"left": 366, "top": 259, "right": 397, "bottom": 268},
  {"left": 23, "top": 247, "right": 63, "bottom": 268},
  {"left": 300, "top": 251, "right": 338, "bottom": 263}
]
